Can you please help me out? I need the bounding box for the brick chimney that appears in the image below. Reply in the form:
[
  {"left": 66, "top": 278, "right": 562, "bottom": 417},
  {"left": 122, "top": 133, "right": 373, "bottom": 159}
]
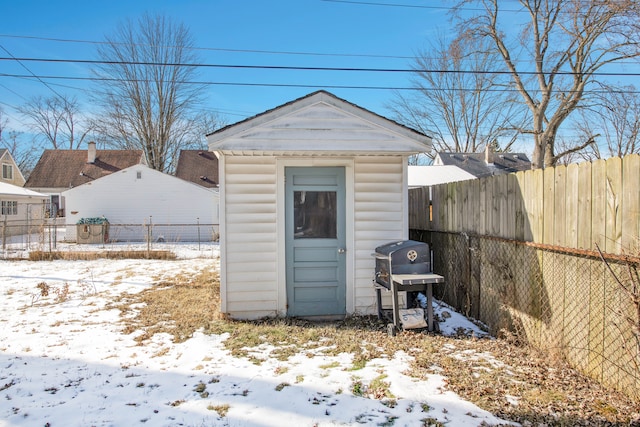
[
  {"left": 485, "top": 144, "right": 493, "bottom": 164},
  {"left": 87, "top": 141, "right": 96, "bottom": 163}
]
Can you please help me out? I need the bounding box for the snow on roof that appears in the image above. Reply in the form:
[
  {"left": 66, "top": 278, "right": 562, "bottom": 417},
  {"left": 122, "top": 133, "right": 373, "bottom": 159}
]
[
  {"left": 408, "top": 165, "right": 476, "bottom": 188},
  {"left": 0, "top": 181, "right": 48, "bottom": 198}
]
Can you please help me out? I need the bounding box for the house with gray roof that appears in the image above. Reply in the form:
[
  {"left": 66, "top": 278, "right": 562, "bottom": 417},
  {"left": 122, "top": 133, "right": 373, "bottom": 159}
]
[{"left": 433, "top": 146, "right": 531, "bottom": 178}]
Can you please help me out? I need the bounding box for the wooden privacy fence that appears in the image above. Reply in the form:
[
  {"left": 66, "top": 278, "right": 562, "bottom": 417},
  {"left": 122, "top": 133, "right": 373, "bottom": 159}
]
[{"left": 409, "top": 154, "right": 640, "bottom": 401}]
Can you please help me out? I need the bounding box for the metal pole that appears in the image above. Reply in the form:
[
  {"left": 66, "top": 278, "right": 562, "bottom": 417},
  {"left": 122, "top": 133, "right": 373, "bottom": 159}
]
[
  {"left": 2, "top": 214, "right": 6, "bottom": 252},
  {"left": 197, "top": 217, "right": 201, "bottom": 251},
  {"left": 147, "top": 216, "right": 152, "bottom": 256}
]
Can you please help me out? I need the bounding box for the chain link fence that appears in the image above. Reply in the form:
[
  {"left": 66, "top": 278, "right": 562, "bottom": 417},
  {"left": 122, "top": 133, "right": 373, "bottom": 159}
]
[
  {"left": 2, "top": 221, "right": 220, "bottom": 260},
  {"left": 410, "top": 229, "right": 640, "bottom": 400}
]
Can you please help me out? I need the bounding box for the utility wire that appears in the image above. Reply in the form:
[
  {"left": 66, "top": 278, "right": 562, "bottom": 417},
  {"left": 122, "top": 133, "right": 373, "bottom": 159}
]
[
  {"left": 2, "top": 72, "right": 639, "bottom": 94},
  {"left": 0, "top": 34, "right": 415, "bottom": 60},
  {"left": 320, "top": 0, "right": 522, "bottom": 12},
  {"left": 0, "top": 45, "right": 65, "bottom": 99},
  {"left": 2, "top": 34, "right": 639, "bottom": 67},
  {"left": 2, "top": 56, "right": 639, "bottom": 77}
]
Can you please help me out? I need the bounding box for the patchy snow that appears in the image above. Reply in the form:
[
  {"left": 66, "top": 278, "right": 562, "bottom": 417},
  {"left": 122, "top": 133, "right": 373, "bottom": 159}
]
[{"left": 0, "top": 242, "right": 513, "bottom": 426}]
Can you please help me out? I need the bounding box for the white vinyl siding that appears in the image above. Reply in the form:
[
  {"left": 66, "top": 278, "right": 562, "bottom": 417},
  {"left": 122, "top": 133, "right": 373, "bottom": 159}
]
[
  {"left": 353, "top": 157, "right": 406, "bottom": 314},
  {"left": 223, "top": 157, "right": 278, "bottom": 318}
]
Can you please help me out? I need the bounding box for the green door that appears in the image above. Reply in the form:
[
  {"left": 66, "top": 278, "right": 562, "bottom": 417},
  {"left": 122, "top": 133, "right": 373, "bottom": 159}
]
[{"left": 285, "top": 167, "right": 346, "bottom": 317}]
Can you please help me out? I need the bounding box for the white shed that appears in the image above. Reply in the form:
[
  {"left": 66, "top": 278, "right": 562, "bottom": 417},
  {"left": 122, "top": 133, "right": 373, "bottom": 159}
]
[
  {"left": 62, "top": 164, "right": 219, "bottom": 242},
  {"left": 207, "top": 91, "right": 432, "bottom": 319}
]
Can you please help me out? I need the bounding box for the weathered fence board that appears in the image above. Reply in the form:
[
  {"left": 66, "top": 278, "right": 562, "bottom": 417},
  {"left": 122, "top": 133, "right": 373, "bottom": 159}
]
[
  {"left": 606, "top": 157, "right": 623, "bottom": 254},
  {"left": 553, "top": 165, "right": 567, "bottom": 247},
  {"left": 543, "top": 167, "right": 556, "bottom": 245},
  {"left": 622, "top": 154, "right": 640, "bottom": 252},
  {"left": 577, "top": 161, "right": 593, "bottom": 251}
]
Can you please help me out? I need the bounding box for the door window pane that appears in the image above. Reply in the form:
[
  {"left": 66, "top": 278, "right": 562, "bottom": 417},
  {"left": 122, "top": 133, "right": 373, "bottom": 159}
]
[{"left": 293, "top": 191, "right": 336, "bottom": 238}]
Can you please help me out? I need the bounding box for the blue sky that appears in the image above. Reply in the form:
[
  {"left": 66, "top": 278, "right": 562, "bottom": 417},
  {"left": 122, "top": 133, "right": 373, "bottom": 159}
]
[{"left": 0, "top": 0, "right": 449, "bottom": 130}]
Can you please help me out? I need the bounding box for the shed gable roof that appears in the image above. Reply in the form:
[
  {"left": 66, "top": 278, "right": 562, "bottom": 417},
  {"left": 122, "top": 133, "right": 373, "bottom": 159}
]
[
  {"left": 25, "top": 149, "right": 145, "bottom": 189},
  {"left": 175, "top": 150, "right": 219, "bottom": 188},
  {"left": 207, "top": 91, "right": 431, "bottom": 155}
]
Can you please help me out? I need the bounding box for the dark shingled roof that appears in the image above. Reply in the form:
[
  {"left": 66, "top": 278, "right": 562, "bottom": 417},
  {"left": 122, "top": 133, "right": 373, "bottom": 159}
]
[
  {"left": 25, "top": 149, "right": 145, "bottom": 189},
  {"left": 435, "top": 152, "right": 531, "bottom": 178},
  {"left": 174, "top": 150, "right": 219, "bottom": 188}
]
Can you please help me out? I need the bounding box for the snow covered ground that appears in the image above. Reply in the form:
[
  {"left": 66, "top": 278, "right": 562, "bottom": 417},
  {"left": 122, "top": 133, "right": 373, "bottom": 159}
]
[{"left": 0, "top": 242, "right": 513, "bottom": 427}]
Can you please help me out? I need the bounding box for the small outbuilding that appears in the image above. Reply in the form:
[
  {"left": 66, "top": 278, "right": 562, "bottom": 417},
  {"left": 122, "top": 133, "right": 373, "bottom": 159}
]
[
  {"left": 0, "top": 182, "right": 48, "bottom": 238},
  {"left": 207, "top": 91, "right": 432, "bottom": 319},
  {"left": 62, "top": 164, "right": 219, "bottom": 242}
]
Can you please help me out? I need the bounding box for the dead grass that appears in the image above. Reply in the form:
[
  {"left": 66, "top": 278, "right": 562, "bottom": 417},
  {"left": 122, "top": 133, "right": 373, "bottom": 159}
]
[
  {"left": 29, "top": 250, "right": 177, "bottom": 261},
  {"left": 114, "top": 267, "right": 221, "bottom": 344},
  {"left": 115, "top": 272, "right": 640, "bottom": 426}
]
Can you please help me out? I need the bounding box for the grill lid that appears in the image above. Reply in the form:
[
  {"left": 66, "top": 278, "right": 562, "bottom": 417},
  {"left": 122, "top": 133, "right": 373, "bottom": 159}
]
[{"left": 374, "top": 240, "right": 430, "bottom": 258}]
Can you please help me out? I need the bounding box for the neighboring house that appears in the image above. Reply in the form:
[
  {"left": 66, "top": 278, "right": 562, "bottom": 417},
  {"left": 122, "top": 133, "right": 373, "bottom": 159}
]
[
  {"left": 0, "top": 148, "right": 26, "bottom": 187},
  {"left": 408, "top": 165, "right": 476, "bottom": 189},
  {"left": 24, "top": 142, "right": 146, "bottom": 217},
  {"left": 62, "top": 164, "right": 219, "bottom": 243},
  {"left": 175, "top": 149, "right": 219, "bottom": 188},
  {"left": 433, "top": 146, "right": 531, "bottom": 178},
  {"left": 207, "top": 90, "right": 432, "bottom": 320},
  {"left": 0, "top": 181, "right": 48, "bottom": 238}
]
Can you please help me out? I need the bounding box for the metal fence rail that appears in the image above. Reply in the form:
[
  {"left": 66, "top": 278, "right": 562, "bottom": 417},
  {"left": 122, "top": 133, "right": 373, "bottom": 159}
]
[{"left": 1, "top": 222, "right": 220, "bottom": 259}]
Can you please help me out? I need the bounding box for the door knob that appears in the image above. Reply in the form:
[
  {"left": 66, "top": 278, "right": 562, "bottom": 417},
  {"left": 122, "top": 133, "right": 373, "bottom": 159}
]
[{"left": 338, "top": 248, "right": 346, "bottom": 254}]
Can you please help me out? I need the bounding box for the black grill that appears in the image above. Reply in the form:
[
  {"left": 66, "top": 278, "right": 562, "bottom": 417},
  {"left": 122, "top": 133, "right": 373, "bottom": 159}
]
[
  {"left": 373, "top": 240, "right": 444, "bottom": 335},
  {"left": 374, "top": 240, "right": 432, "bottom": 288}
]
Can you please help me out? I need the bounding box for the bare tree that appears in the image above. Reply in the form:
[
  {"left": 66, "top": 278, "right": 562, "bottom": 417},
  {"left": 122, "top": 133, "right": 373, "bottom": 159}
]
[
  {"left": 592, "top": 84, "right": 640, "bottom": 159},
  {"left": 557, "top": 84, "right": 640, "bottom": 163},
  {"left": 191, "top": 110, "right": 227, "bottom": 149},
  {"left": 92, "top": 13, "right": 204, "bottom": 173},
  {"left": 18, "top": 95, "right": 91, "bottom": 150},
  {"left": 390, "top": 34, "right": 526, "bottom": 162},
  {"left": 454, "top": 0, "right": 640, "bottom": 168}
]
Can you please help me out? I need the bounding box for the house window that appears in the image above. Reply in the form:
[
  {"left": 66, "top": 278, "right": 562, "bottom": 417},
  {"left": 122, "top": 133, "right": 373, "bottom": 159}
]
[
  {"left": 2, "top": 164, "right": 13, "bottom": 180},
  {"left": 136, "top": 171, "right": 142, "bottom": 179},
  {"left": 1, "top": 201, "right": 18, "bottom": 216}
]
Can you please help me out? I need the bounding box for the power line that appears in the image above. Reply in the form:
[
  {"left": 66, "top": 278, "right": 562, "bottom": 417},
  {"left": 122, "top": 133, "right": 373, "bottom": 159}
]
[
  {"left": 2, "top": 56, "right": 639, "bottom": 77},
  {"left": 0, "top": 45, "right": 65, "bottom": 99},
  {"left": 320, "top": 0, "right": 523, "bottom": 12},
  {"left": 2, "top": 33, "right": 640, "bottom": 68},
  {"left": 2, "top": 72, "right": 639, "bottom": 94},
  {"left": 0, "top": 34, "right": 415, "bottom": 60},
  {"left": 320, "top": 0, "right": 609, "bottom": 15}
]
